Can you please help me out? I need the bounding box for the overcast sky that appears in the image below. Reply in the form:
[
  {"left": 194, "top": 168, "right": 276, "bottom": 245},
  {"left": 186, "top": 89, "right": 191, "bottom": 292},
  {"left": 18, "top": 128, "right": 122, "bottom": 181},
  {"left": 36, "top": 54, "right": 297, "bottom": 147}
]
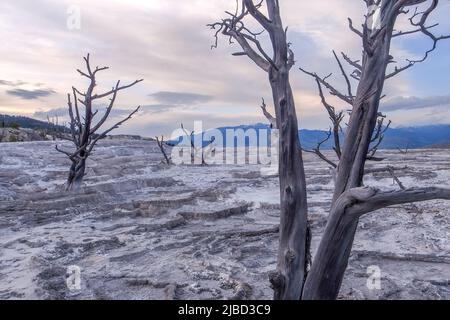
[{"left": 1, "top": 0, "right": 449, "bottom": 137}]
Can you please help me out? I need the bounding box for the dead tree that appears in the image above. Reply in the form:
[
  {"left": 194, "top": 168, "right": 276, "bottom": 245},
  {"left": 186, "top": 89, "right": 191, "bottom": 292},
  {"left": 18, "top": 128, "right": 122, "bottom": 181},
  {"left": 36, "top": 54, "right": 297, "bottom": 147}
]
[
  {"left": 301, "top": 0, "right": 450, "bottom": 300},
  {"left": 210, "top": 0, "right": 308, "bottom": 299},
  {"left": 180, "top": 123, "right": 197, "bottom": 164},
  {"left": 0, "top": 116, "right": 5, "bottom": 142},
  {"left": 180, "top": 123, "right": 216, "bottom": 165},
  {"left": 398, "top": 145, "right": 410, "bottom": 154},
  {"left": 155, "top": 135, "right": 172, "bottom": 165},
  {"left": 46, "top": 115, "right": 69, "bottom": 141},
  {"left": 213, "top": 0, "right": 450, "bottom": 300},
  {"left": 56, "top": 54, "right": 142, "bottom": 191},
  {"left": 46, "top": 115, "right": 58, "bottom": 140}
]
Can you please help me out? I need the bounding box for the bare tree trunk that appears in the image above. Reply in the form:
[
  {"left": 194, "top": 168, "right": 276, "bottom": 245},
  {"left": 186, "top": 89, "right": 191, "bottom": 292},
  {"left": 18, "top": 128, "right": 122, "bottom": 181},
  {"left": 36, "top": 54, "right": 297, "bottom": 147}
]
[
  {"left": 301, "top": 2, "right": 390, "bottom": 299},
  {"left": 303, "top": 186, "right": 450, "bottom": 299},
  {"left": 302, "top": 205, "right": 356, "bottom": 299},
  {"left": 303, "top": 16, "right": 396, "bottom": 300},
  {"left": 67, "top": 158, "right": 86, "bottom": 191},
  {"left": 265, "top": 3, "right": 308, "bottom": 300},
  {"left": 209, "top": 0, "right": 308, "bottom": 299},
  {"left": 269, "top": 66, "right": 309, "bottom": 300}
]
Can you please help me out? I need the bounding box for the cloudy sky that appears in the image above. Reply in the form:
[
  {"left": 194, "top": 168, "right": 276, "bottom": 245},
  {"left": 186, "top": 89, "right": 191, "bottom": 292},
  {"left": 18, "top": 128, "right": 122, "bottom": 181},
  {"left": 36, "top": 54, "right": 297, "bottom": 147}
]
[{"left": 1, "top": 0, "right": 449, "bottom": 137}]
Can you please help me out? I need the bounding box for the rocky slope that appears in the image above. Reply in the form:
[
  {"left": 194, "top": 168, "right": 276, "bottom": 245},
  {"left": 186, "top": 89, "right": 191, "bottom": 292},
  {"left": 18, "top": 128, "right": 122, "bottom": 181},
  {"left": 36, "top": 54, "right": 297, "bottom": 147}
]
[
  {"left": 0, "top": 128, "right": 48, "bottom": 143},
  {"left": 0, "top": 140, "right": 449, "bottom": 300}
]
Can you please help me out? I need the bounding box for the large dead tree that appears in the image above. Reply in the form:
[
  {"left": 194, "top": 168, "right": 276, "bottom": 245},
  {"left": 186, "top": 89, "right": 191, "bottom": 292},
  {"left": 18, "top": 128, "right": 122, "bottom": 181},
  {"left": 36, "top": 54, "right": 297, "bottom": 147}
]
[
  {"left": 209, "top": 0, "right": 309, "bottom": 299},
  {"left": 56, "top": 54, "right": 142, "bottom": 191},
  {"left": 212, "top": 0, "right": 450, "bottom": 300},
  {"left": 301, "top": 0, "right": 450, "bottom": 300}
]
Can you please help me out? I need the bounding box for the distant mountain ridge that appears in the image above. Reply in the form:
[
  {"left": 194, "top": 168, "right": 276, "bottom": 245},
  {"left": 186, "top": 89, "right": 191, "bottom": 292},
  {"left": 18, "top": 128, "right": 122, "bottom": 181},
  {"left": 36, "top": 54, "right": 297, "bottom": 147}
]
[
  {"left": 171, "top": 123, "right": 450, "bottom": 150},
  {"left": 0, "top": 114, "right": 65, "bottom": 131},
  {"left": 380, "top": 125, "right": 450, "bottom": 149},
  {"left": 2, "top": 114, "right": 449, "bottom": 149}
]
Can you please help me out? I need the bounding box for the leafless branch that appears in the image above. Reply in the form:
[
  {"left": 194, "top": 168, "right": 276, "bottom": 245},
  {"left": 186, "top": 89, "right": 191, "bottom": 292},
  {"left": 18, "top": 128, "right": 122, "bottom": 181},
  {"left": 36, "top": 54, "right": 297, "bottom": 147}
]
[
  {"left": 87, "top": 106, "right": 140, "bottom": 155},
  {"left": 260, "top": 98, "right": 278, "bottom": 128},
  {"left": 299, "top": 67, "right": 354, "bottom": 105},
  {"left": 302, "top": 130, "right": 338, "bottom": 169},
  {"left": 156, "top": 135, "right": 172, "bottom": 165},
  {"left": 348, "top": 18, "right": 363, "bottom": 37},
  {"left": 343, "top": 186, "right": 450, "bottom": 218},
  {"left": 386, "top": 1, "right": 449, "bottom": 79},
  {"left": 367, "top": 113, "right": 391, "bottom": 160}
]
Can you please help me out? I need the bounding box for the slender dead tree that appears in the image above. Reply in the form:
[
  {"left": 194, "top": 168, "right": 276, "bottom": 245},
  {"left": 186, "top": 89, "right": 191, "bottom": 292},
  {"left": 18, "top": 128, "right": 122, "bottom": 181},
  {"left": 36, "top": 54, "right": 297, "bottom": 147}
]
[
  {"left": 398, "top": 145, "right": 410, "bottom": 154},
  {"left": 155, "top": 135, "right": 172, "bottom": 165},
  {"left": 56, "top": 54, "right": 143, "bottom": 191},
  {"left": 0, "top": 116, "right": 5, "bottom": 142},
  {"left": 180, "top": 123, "right": 197, "bottom": 164},
  {"left": 212, "top": 0, "right": 450, "bottom": 300},
  {"left": 209, "top": 0, "right": 308, "bottom": 299},
  {"left": 46, "top": 115, "right": 70, "bottom": 141},
  {"left": 180, "top": 123, "right": 216, "bottom": 165},
  {"left": 46, "top": 115, "right": 59, "bottom": 141}
]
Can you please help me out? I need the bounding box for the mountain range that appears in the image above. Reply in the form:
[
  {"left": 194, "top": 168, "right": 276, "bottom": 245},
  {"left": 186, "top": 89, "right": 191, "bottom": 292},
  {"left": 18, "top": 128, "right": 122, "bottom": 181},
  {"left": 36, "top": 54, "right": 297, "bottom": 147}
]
[
  {"left": 2, "top": 114, "right": 449, "bottom": 149},
  {"left": 170, "top": 123, "right": 450, "bottom": 150},
  {"left": 0, "top": 114, "right": 66, "bottom": 131}
]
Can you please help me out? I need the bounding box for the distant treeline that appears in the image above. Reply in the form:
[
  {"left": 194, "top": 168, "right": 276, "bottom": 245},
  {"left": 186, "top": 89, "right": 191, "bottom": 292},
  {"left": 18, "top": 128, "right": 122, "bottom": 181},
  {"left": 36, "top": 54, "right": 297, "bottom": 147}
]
[{"left": 0, "top": 114, "right": 67, "bottom": 131}]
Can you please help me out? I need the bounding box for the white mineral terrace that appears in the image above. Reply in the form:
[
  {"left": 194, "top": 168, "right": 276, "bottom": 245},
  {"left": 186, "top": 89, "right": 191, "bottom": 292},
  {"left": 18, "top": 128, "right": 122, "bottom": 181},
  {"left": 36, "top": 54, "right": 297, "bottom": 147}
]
[{"left": 0, "top": 140, "right": 449, "bottom": 299}]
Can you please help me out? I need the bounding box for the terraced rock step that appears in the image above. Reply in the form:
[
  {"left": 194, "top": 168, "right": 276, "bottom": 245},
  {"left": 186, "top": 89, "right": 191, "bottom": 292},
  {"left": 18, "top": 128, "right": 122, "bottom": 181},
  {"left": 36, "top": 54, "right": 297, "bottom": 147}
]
[{"left": 179, "top": 203, "right": 252, "bottom": 220}]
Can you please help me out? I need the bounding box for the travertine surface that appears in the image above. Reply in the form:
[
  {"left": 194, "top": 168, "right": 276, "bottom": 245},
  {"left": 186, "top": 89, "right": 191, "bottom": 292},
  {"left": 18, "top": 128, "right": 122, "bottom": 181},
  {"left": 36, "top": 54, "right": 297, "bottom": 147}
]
[{"left": 0, "top": 140, "right": 449, "bottom": 300}]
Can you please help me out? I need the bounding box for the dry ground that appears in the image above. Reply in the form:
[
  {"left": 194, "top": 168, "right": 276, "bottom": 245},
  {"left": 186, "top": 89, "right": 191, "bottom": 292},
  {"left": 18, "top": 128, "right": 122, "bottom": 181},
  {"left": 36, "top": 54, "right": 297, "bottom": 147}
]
[{"left": 0, "top": 140, "right": 449, "bottom": 300}]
